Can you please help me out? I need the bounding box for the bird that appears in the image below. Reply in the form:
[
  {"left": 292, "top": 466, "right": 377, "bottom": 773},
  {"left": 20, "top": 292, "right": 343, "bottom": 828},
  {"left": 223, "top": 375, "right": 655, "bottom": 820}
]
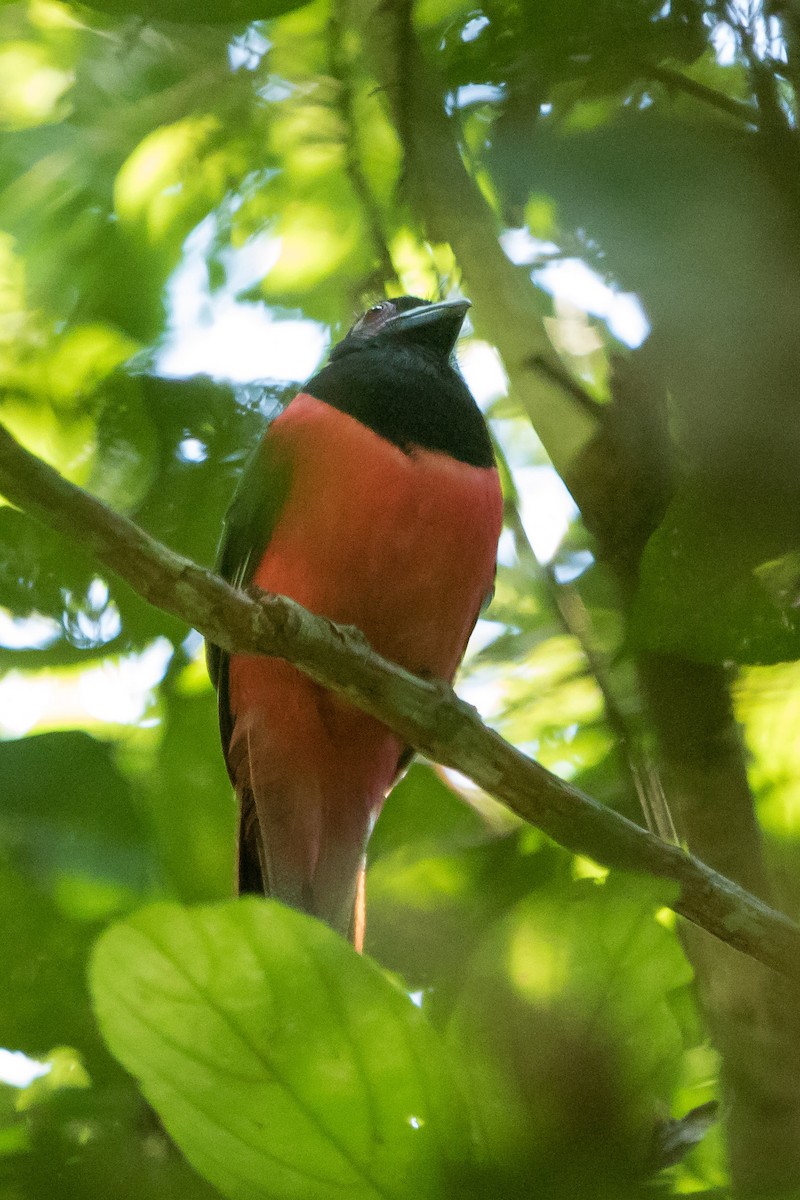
[{"left": 207, "top": 296, "right": 503, "bottom": 950}]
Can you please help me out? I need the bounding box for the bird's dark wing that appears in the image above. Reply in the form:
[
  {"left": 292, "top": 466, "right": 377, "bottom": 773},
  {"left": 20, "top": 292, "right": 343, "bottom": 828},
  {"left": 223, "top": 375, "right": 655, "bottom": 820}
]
[
  {"left": 207, "top": 434, "right": 291, "bottom": 688},
  {"left": 206, "top": 432, "right": 292, "bottom": 893}
]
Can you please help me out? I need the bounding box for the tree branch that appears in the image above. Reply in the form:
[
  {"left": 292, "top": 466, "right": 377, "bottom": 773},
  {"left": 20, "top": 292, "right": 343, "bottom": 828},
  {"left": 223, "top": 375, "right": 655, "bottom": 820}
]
[
  {"left": 2, "top": 421, "right": 800, "bottom": 981},
  {"left": 646, "top": 62, "right": 759, "bottom": 126}
]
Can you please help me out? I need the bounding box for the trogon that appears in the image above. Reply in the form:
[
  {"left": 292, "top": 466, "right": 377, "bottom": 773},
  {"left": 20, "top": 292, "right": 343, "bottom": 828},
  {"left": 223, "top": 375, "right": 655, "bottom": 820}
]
[{"left": 207, "top": 296, "right": 502, "bottom": 950}]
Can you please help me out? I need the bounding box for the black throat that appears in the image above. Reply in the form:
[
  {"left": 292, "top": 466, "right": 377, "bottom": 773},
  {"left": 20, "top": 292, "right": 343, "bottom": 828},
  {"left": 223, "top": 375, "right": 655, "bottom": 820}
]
[{"left": 305, "top": 341, "right": 495, "bottom": 468}]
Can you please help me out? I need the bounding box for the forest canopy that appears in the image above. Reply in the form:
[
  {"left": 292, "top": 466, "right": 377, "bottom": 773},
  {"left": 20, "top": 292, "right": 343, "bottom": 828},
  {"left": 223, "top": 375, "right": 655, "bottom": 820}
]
[{"left": 2, "top": 0, "right": 800, "bottom": 1197}]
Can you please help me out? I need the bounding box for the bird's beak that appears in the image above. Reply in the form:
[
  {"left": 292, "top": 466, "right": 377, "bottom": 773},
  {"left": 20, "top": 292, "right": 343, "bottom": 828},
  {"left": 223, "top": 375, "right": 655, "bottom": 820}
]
[{"left": 383, "top": 298, "right": 471, "bottom": 357}]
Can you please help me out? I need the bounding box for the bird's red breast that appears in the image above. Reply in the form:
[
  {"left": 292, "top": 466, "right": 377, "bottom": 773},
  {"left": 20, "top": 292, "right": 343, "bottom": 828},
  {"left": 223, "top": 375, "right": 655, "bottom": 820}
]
[{"left": 227, "top": 393, "right": 501, "bottom": 944}]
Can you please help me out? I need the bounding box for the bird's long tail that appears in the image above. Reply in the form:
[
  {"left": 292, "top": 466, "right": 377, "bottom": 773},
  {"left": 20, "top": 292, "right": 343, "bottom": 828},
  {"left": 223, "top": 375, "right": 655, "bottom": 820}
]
[{"left": 232, "top": 717, "right": 373, "bottom": 951}]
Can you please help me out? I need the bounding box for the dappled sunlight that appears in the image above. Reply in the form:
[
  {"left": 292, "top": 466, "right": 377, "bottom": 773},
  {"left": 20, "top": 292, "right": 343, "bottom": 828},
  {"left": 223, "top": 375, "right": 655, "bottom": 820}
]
[
  {"left": 508, "top": 920, "right": 565, "bottom": 1003},
  {"left": 536, "top": 257, "right": 651, "bottom": 350},
  {"left": 458, "top": 339, "right": 508, "bottom": 408},
  {"left": 461, "top": 629, "right": 613, "bottom": 780},
  {"left": 159, "top": 213, "right": 327, "bottom": 381},
  {"left": 42, "top": 325, "right": 137, "bottom": 408},
  {"left": 0, "top": 41, "right": 73, "bottom": 129},
  {"left": 514, "top": 466, "right": 578, "bottom": 562},
  {"left": 261, "top": 200, "right": 368, "bottom": 296},
  {"left": 15, "top": 1046, "right": 89, "bottom": 1110},
  {"left": 0, "top": 1048, "right": 51, "bottom": 1089},
  {"left": 0, "top": 394, "right": 95, "bottom": 485},
  {"left": 160, "top": 296, "right": 326, "bottom": 382},
  {"left": 0, "top": 638, "right": 172, "bottom": 737},
  {"left": 389, "top": 231, "right": 456, "bottom": 302},
  {"left": 0, "top": 609, "right": 61, "bottom": 650},
  {"left": 371, "top": 851, "right": 475, "bottom": 909},
  {"left": 77, "top": 639, "right": 172, "bottom": 724},
  {"left": 737, "top": 662, "right": 800, "bottom": 844},
  {"left": 0, "top": 577, "right": 121, "bottom": 659},
  {"left": 501, "top": 227, "right": 651, "bottom": 350},
  {"left": 114, "top": 116, "right": 236, "bottom": 243}
]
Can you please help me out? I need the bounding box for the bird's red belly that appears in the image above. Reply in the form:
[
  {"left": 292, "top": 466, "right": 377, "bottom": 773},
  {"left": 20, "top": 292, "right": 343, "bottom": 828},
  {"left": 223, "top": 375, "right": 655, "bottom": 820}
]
[{"left": 228, "top": 392, "right": 502, "bottom": 815}]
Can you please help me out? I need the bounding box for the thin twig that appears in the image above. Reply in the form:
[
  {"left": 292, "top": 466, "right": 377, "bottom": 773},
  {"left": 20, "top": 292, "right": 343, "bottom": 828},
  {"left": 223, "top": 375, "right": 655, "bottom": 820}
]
[
  {"left": 545, "top": 567, "right": 678, "bottom": 844},
  {"left": 504, "top": 485, "right": 677, "bottom": 843},
  {"left": 647, "top": 62, "right": 759, "bottom": 126}
]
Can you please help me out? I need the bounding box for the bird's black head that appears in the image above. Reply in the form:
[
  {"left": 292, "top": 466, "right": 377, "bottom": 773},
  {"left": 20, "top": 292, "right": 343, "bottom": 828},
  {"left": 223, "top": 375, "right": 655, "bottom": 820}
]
[
  {"left": 330, "top": 295, "right": 471, "bottom": 362},
  {"left": 306, "top": 296, "right": 495, "bottom": 468}
]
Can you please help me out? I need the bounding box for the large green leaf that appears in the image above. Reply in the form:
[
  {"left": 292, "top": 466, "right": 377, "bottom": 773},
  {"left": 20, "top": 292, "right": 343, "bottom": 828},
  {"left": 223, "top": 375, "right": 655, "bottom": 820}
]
[
  {"left": 629, "top": 479, "right": 800, "bottom": 664},
  {"left": 365, "top": 832, "right": 571, "bottom": 1003},
  {"left": 0, "top": 731, "right": 151, "bottom": 893},
  {"left": 448, "top": 873, "right": 694, "bottom": 1186},
  {"left": 90, "top": 899, "right": 472, "bottom": 1200}
]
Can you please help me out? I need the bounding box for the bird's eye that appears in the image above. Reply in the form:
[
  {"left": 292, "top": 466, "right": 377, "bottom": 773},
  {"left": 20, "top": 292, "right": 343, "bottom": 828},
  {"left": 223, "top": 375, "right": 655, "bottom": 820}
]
[{"left": 362, "top": 302, "right": 389, "bottom": 326}]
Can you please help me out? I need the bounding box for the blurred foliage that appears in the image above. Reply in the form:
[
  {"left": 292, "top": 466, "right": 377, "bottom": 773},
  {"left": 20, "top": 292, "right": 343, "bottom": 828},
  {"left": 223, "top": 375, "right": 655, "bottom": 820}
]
[{"left": 1, "top": 0, "right": 800, "bottom": 1195}]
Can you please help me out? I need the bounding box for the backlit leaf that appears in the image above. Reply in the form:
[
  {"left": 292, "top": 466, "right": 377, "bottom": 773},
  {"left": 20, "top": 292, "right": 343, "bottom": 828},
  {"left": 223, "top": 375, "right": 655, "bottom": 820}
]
[{"left": 90, "top": 899, "right": 473, "bottom": 1200}]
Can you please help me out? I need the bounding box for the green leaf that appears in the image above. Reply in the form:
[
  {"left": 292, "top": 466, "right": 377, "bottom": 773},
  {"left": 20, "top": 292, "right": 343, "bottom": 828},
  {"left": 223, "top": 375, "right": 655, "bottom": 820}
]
[
  {"left": 0, "top": 731, "right": 151, "bottom": 894},
  {"left": 139, "top": 688, "right": 235, "bottom": 904},
  {"left": 366, "top": 833, "right": 570, "bottom": 997},
  {"left": 448, "top": 874, "right": 694, "bottom": 1176},
  {"left": 90, "top": 899, "right": 472, "bottom": 1200},
  {"left": 75, "top": 0, "right": 310, "bottom": 25},
  {"left": 629, "top": 480, "right": 800, "bottom": 664},
  {"left": 0, "top": 859, "right": 112, "bottom": 1058}
]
